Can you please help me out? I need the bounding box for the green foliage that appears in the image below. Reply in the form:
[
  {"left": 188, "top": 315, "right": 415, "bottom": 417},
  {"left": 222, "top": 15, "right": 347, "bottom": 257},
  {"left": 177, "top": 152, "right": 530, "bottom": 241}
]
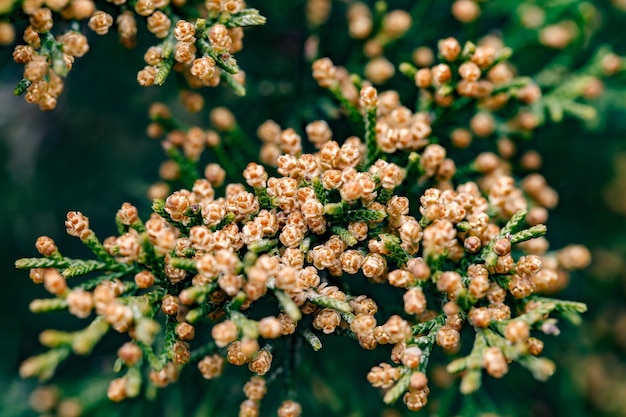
[{"left": 2, "top": 1, "right": 626, "bottom": 417}]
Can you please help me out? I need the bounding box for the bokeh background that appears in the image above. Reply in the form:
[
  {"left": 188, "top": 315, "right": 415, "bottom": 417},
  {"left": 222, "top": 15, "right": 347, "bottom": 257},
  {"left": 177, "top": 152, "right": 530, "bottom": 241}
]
[{"left": 2, "top": 0, "right": 626, "bottom": 416}]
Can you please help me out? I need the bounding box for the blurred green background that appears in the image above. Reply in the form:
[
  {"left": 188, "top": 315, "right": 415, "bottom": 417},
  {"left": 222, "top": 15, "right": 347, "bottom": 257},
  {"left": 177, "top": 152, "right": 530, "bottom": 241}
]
[{"left": 2, "top": 0, "right": 626, "bottom": 416}]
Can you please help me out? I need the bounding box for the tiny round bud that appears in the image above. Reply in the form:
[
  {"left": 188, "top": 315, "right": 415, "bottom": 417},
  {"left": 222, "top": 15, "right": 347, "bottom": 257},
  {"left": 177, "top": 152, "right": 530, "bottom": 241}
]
[
  {"left": 409, "top": 371, "right": 428, "bottom": 392},
  {"left": 431, "top": 64, "right": 452, "bottom": 85},
  {"left": 470, "top": 112, "right": 495, "bottom": 137},
  {"left": 107, "top": 378, "right": 127, "bottom": 402},
  {"left": 452, "top": 0, "right": 481, "bottom": 23},
  {"left": 557, "top": 245, "right": 591, "bottom": 270},
  {"left": 483, "top": 347, "right": 508, "bottom": 378},
  {"left": 458, "top": 62, "right": 481, "bottom": 82},
  {"left": 401, "top": 346, "right": 422, "bottom": 368},
  {"left": 66, "top": 288, "right": 93, "bottom": 318},
  {"left": 88, "top": 11, "right": 114, "bottom": 35},
  {"left": 243, "top": 376, "right": 267, "bottom": 401},
  {"left": 413, "top": 47, "right": 434, "bottom": 67},
  {"left": 415, "top": 68, "right": 432, "bottom": 88},
  {"left": 435, "top": 325, "right": 460, "bottom": 350},
  {"left": 0, "top": 22, "right": 15, "bottom": 45},
  {"left": 277, "top": 400, "right": 302, "bottom": 417},
  {"left": 212, "top": 320, "right": 238, "bottom": 347},
  {"left": 493, "top": 238, "right": 511, "bottom": 256},
  {"left": 35, "top": 236, "right": 57, "bottom": 256},
  {"left": 134, "top": 270, "right": 155, "bottom": 289},
  {"left": 248, "top": 350, "right": 272, "bottom": 375},
  {"left": 258, "top": 316, "right": 282, "bottom": 339},
  {"left": 381, "top": 10, "right": 412, "bottom": 39},
  {"left": 44, "top": 268, "right": 67, "bottom": 295},
  {"left": 464, "top": 236, "right": 482, "bottom": 253},
  {"left": 438, "top": 37, "right": 461, "bottom": 61},
  {"left": 118, "top": 342, "right": 142, "bottom": 366},
  {"left": 365, "top": 56, "right": 395, "bottom": 84},
  {"left": 527, "top": 337, "right": 544, "bottom": 356},
  {"left": 505, "top": 320, "right": 530, "bottom": 343},
  {"left": 520, "top": 150, "right": 543, "bottom": 171},
  {"left": 403, "top": 389, "right": 429, "bottom": 411},
  {"left": 450, "top": 128, "right": 472, "bottom": 148},
  {"left": 176, "top": 322, "right": 195, "bottom": 340},
  {"left": 468, "top": 307, "right": 491, "bottom": 328},
  {"left": 360, "top": 85, "right": 378, "bottom": 107},
  {"left": 198, "top": 354, "right": 224, "bottom": 379}
]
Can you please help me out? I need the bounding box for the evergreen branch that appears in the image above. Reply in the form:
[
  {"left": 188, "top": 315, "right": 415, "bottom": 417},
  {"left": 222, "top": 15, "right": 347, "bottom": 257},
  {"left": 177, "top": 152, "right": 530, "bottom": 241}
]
[
  {"left": 312, "top": 177, "right": 328, "bottom": 205},
  {"left": 398, "top": 62, "right": 417, "bottom": 79},
  {"left": 522, "top": 296, "right": 587, "bottom": 325},
  {"left": 456, "top": 221, "right": 471, "bottom": 232},
  {"left": 345, "top": 208, "right": 386, "bottom": 222},
  {"left": 165, "top": 145, "right": 201, "bottom": 190},
  {"left": 224, "top": 291, "right": 247, "bottom": 313},
  {"left": 152, "top": 113, "right": 185, "bottom": 133},
  {"left": 125, "top": 367, "right": 142, "bottom": 398},
  {"left": 404, "top": 152, "right": 423, "bottom": 184},
  {"left": 197, "top": 39, "right": 239, "bottom": 74},
  {"left": 13, "top": 78, "right": 31, "bottom": 96},
  {"left": 211, "top": 211, "right": 236, "bottom": 231},
  {"left": 377, "top": 189, "right": 393, "bottom": 205},
  {"left": 329, "top": 85, "right": 363, "bottom": 130},
  {"left": 299, "top": 237, "right": 312, "bottom": 254},
  {"left": 273, "top": 289, "right": 302, "bottom": 323},
  {"left": 221, "top": 71, "right": 246, "bottom": 96},
  {"left": 248, "top": 239, "right": 278, "bottom": 254},
  {"left": 223, "top": 9, "right": 267, "bottom": 28},
  {"left": 16, "top": 257, "right": 70, "bottom": 269},
  {"left": 482, "top": 210, "right": 535, "bottom": 266},
  {"left": 155, "top": 34, "right": 176, "bottom": 86},
  {"left": 39, "top": 329, "right": 73, "bottom": 348},
  {"left": 339, "top": 311, "right": 355, "bottom": 324},
  {"left": 330, "top": 226, "right": 358, "bottom": 247},
  {"left": 562, "top": 100, "right": 597, "bottom": 121},
  {"left": 62, "top": 259, "right": 117, "bottom": 278},
  {"left": 159, "top": 317, "right": 178, "bottom": 365},
  {"left": 190, "top": 341, "right": 219, "bottom": 362},
  {"left": 136, "top": 340, "right": 163, "bottom": 371},
  {"left": 412, "top": 314, "right": 446, "bottom": 336},
  {"left": 186, "top": 303, "right": 217, "bottom": 323},
  {"left": 254, "top": 186, "right": 274, "bottom": 209},
  {"left": 518, "top": 356, "right": 556, "bottom": 381},
  {"left": 181, "top": 282, "right": 218, "bottom": 306},
  {"left": 71, "top": 316, "right": 110, "bottom": 355},
  {"left": 324, "top": 201, "right": 349, "bottom": 216},
  {"left": 381, "top": 234, "right": 409, "bottom": 266},
  {"left": 140, "top": 233, "right": 164, "bottom": 274},
  {"left": 301, "top": 329, "right": 322, "bottom": 351},
  {"left": 509, "top": 225, "right": 547, "bottom": 245},
  {"left": 81, "top": 232, "right": 117, "bottom": 263},
  {"left": 307, "top": 292, "right": 352, "bottom": 314},
  {"left": 29, "top": 298, "right": 68, "bottom": 313},
  {"left": 383, "top": 372, "right": 410, "bottom": 405},
  {"left": 492, "top": 77, "right": 533, "bottom": 94},
  {"left": 500, "top": 209, "right": 528, "bottom": 237},
  {"left": 19, "top": 346, "right": 71, "bottom": 382},
  {"left": 169, "top": 257, "right": 198, "bottom": 272},
  {"left": 448, "top": 330, "right": 487, "bottom": 393},
  {"left": 363, "top": 104, "right": 379, "bottom": 168},
  {"left": 152, "top": 199, "right": 190, "bottom": 233},
  {"left": 231, "top": 311, "right": 259, "bottom": 339}
]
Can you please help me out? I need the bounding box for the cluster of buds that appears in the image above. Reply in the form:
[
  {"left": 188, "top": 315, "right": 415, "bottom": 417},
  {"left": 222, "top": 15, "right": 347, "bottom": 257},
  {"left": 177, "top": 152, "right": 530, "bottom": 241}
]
[
  {"left": 402, "top": 36, "right": 546, "bottom": 137},
  {"left": 17, "top": 48, "right": 590, "bottom": 413},
  {"left": 4, "top": 0, "right": 265, "bottom": 110},
  {"left": 344, "top": 3, "right": 412, "bottom": 84}
]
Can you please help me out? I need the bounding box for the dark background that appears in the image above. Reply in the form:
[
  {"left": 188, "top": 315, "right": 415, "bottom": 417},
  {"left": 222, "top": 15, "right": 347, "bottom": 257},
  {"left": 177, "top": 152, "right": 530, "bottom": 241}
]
[{"left": 2, "top": 0, "right": 626, "bottom": 415}]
